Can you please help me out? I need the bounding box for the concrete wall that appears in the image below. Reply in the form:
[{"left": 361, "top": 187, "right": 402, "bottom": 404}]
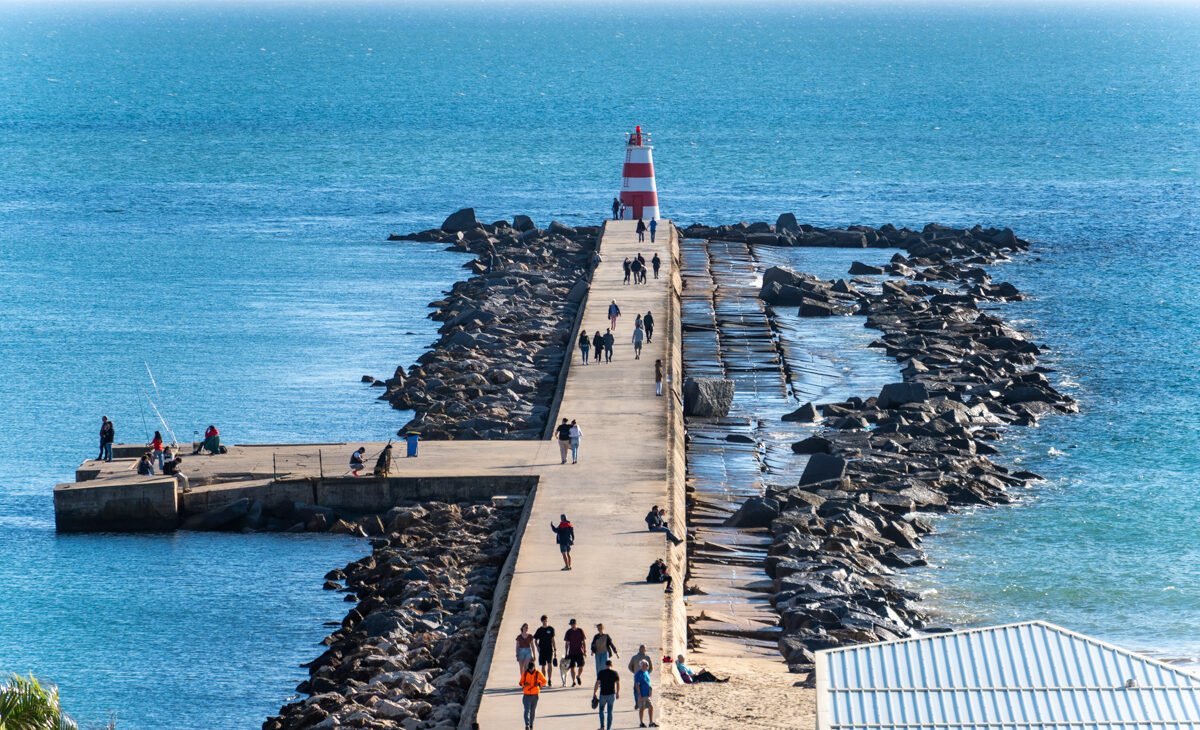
[
  {"left": 664, "top": 223, "right": 689, "bottom": 664},
  {"left": 181, "top": 479, "right": 316, "bottom": 516},
  {"left": 316, "top": 476, "right": 535, "bottom": 513},
  {"left": 54, "top": 478, "right": 179, "bottom": 532}
]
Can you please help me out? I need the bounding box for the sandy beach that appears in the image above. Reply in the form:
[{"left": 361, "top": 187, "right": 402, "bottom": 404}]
[{"left": 662, "top": 652, "right": 815, "bottom": 730}]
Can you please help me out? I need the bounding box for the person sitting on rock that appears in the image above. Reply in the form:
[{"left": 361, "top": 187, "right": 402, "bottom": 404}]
[
  {"left": 349, "top": 447, "right": 366, "bottom": 476},
  {"left": 373, "top": 443, "right": 393, "bottom": 477},
  {"left": 674, "top": 654, "right": 728, "bottom": 684},
  {"left": 194, "top": 424, "right": 221, "bottom": 455},
  {"left": 136, "top": 452, "right": 155, "bottom": 476},
  {"left": 644, "top": 505, "right": 683, "bottom": 545},
  {"left": 646, "top": 557, "right": 673, "bottom": 593}
]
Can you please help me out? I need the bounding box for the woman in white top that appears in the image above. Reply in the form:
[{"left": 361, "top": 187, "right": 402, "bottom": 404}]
[{"left": 569, "top": 420, "right": 582, "bottom": 464}]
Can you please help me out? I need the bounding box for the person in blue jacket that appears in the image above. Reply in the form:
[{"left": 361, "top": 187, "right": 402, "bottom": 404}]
[{"left": 550, "top": 514, "right": 574, "bottom": 571}]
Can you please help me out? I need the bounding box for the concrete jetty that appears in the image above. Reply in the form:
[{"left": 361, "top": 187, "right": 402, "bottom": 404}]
[
  {"left": 53, "top": 220, "right": 688, "bottom": 727},
  {"left": 471, "top": 220, "right": 684, "bottom": 728}
]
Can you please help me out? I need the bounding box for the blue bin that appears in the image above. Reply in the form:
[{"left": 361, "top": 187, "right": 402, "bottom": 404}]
[{"left": 405, "top": 433, "right": 419, "bottom": 458}]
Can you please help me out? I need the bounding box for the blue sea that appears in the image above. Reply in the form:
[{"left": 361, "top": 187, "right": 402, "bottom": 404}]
[{"left": 1, "top": 2, "right": 1198, "bottom": 726}]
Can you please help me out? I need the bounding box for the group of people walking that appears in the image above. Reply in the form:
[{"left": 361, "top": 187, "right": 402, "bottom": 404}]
[
  {"left": 580, "top": 304, "right": 656, "bottom": 366},
  {"left": 517, "top": 616, "right": 660, "bottom": 730},
  {"left": 623, "top": 252, "right": 660, "bottom": 284}
]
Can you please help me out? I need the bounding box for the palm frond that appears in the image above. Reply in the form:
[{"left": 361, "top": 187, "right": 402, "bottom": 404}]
[{"left": 0, "top": 673, "right": 79, "bottom": 730}]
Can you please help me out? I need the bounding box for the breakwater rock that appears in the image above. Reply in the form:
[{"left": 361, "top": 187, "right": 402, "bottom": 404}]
[
  {"left": 694, "top": 220, "right": 1074, "bottom": 677},
  {"left": 382, "top": 211, "right": 598, "bottom": 439},
  {"left": 264, "top": 500, "right": 520, "bottom": 730}
]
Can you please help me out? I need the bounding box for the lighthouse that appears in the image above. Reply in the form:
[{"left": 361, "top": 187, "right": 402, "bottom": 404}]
[{"left": 619, "top": 126, "right": 659, "bottom": 221}]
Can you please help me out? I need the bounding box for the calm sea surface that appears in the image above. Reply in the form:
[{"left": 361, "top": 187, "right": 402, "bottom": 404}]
[{"left": 1, "top": 3, "right": 1198, "bottom": 726}]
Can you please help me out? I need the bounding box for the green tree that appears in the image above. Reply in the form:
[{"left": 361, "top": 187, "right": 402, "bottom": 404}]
[{"left": 0, "top": 673, "right": 78, "bottom": 730}]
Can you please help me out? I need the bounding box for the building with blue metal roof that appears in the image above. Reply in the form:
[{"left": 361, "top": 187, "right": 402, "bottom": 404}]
[{"left": 816, "top": 621, "right": 1200, "bottom": 729}]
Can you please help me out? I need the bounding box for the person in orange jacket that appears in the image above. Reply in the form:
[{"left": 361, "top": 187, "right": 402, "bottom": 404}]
[{"left": 519, "top": 659, "right": 548, "bottom": 730}]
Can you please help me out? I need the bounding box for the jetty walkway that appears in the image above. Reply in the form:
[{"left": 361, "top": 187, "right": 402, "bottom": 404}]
[{"left": 473, "top": 219, "right": 684, "bottom": 728}]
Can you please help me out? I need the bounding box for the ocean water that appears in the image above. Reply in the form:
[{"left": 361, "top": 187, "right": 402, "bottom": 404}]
[{"left": 1, "top": 2, "right": 1198, "bottom": 726}]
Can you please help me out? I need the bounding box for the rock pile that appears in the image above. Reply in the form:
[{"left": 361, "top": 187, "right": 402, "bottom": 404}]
[
  {"left": 683, "top": 218, "right": 1023, "bottom": 256},
  {"left": 381, "top": 209, "right": 598, "bottom": 439},
  {"left": 263, "top": 500, "right": 520, "bottom": 730},
  {"left": 715, "top": 221, "right": 1075, "bottom": 677}
]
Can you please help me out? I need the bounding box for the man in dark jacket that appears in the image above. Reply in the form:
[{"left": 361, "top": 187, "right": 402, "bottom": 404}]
[
  {"left": 98, "top": 416, "right": 115, "bottom": 462},
  {"left": 551, "top": 514, "right": 575, "bottom": 571},
  {"left": 643, "top": 311, "right": 654, "bottom": 343},
  {"left": 647, "top": 558, "right": 673, "bottom": 593}
]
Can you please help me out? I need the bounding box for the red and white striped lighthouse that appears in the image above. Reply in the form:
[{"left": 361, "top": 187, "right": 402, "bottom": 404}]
[{"left": 619, "top": 126, "right": 659, "bottom": 221}]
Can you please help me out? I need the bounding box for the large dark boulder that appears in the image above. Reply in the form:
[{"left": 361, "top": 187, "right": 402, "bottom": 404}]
[
  {"left": 441, "top": 208, "right": 478, "bottom": 233},
  {"left": 512, "top": 215, "right": 536, "bottom": 232},
  {"left": 776, "top": 212, "right": 800, "bottom": 232},
  {"left": 848, "top": 261, "right": 886, "bottom": 275},
  {"left": 792, "top": 436, "right": 832, "bottom": 454},
  {"left": 799, "top": 300, "right": 834, "bottom": 317},
  {"left": 877, "top": 382, "right": 929, "bottom": 409},
  {"left": 198, "top": 498, "right": 252, "bottom": 530},
  {"left": 798, "top": 453, "right": 846, "bottom": 485},
  {"left": 762, "top": 266, "right": 802, "bottom": 290},
  {"left": 725, "top": 496, "right": 780, "bottom": 528},
  {"left": 782, "top": 402, "right": 820, "bottom": 422},
  {"left": 683, "top": 378, "right": 735, "bottom": 417},
  {"left": 759, "top": 281, "right": 807, "bottom": 306}
]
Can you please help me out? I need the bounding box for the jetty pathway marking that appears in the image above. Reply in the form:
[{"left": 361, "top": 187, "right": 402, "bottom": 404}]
[{"left": 474, "top": 220, "right": 678, "bottom": 729}]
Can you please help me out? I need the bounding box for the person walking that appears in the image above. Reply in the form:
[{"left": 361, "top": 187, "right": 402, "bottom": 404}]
[
  {"left": 632, "top": 325, "right": 644, "bottom": 360},
  {"left": 591, "top": 624, "right": 619, "bottom": 678},
  {"left": 592, "top": 330, "right": 605, "bottom": 364},
  {"left": 636, "top": 218, "right": 647, "bottom": 243},
  {"left": 349, "top": 446, "right": 366, "bottom": 476},
  {"left": 516, "top": 623, "right": 536, "bottom": 676},
  {"left": 649, "top": 218, "right": 658, "bottom": 243},
  {"left": 563, "top": 618, "right": 587, "bottom": 687},
  {"left": 519, "top": 660, "right": 547, "bottom": 730},
  {"left": 556, "top": 418, "right": 572, "bottom": 464},
  {"left": 628, "top": 644, "right": 653, "bottom": 709},
  {"left": 643, "top": 311, "right": 654, "bottom": 343},
  {"left": 608, "top": 300, "right": 621, "bottom": 330},
  {"left": 630, "top": 256, "right": 643, "bottom": 284},
  {"left": 651, "top": 253, "right": 661, "bottom": 279},
  {"left": 623, "top": 257, "right": 632, "bottom": 285},
  {"left": 603, "top": 329, "right": 615, "bottom": 363},
  {"left": 654, "top": 359, "right": 664, "bottom": 397},
  {"left": 634, "top": 660, "right": 657, "bottom": 727},
  {"left": 634, "top": 313, "right": 643, "bottom": 331},
  {"left": 619, "top": 202, "right": 626, "bottom": 219},
  {"left": 579, "top": 330, "right": 591, "bottom": 365},
  {"left": 534, "top": 616, "right": 557, "bottom": 687},
  {"left": 98, "top": 416, "right": 114, "bottom": 462},
  {"left": 637, "top": 253, "right": 647, "bottom": 283},
  {"left": 551, "top": 514, "right": 574, "bottom": 570},
  {"left": 612, "top": 197, "right": 620, "bottom": 220},
  {"left": 569, "top": 420, "right": 582, "bottom": 464},
  {"left": 593, "top": 660, "right": 621, "bottom": 730}
]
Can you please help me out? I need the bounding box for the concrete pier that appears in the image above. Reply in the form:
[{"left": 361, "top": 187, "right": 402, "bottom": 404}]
[{"left": 52, "top": 220, "right": 688, "bottom": 727}]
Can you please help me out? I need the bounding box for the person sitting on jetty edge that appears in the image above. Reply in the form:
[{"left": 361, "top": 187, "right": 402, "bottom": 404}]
[
  {"left": 673, "top": 654, "right": 728, "bottom": 684},
  {"left": 136, "top": 452, "right": 155, "bottom": 476},
  {"left": 645, "top": 505, "right": 683, "bottom": 545},
  {"left": 551, "top": 514, "right": 574, "bottom": 570},
  {"left": 194, "top": 424, "right": 222, "bottom": 455},
  {"left": 646, "top": 557, "right": 673, "bottom": 593},
  {"left": 349, "top": 447, "right": 366, "bottom": 476},
  {"left": 162, "top": 451, "right": 188, "bottom": 491},
  {"left": 373, "top": 442, "right": 393, "bottom": 477}
]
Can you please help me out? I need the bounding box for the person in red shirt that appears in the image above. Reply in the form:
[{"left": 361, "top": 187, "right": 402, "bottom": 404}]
[
  {"left": 195, "top": 424, "right": 221, "bottom": 455},
  {"left": 149, "top": 430, "right": 165, "bottom": 469},
  {"left": 563, "top": 618, "right": 588, "bottom": 687}
]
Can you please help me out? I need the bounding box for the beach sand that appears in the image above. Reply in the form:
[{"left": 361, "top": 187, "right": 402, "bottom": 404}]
[{"left": 661, "top": 636, "right": 816, "bottom": 729}]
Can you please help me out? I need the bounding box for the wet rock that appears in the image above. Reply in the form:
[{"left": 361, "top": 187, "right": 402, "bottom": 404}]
[
  {"left": 798, "top": 453, "right": 846, "bottom": 486},
  {"left": 725, "top": 496, "right": 781, "bottom": 528},
  {"left": 848, "top": 261, "right": 885, "bottom": 275},
  {"left": 782, "top": 402, "right": 821, "bottom": 422},
  {"left": 876, "top": 382, "right": 929, "bottom": 409}
]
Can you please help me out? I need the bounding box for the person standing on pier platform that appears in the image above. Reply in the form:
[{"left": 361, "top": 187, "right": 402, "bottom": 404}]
[
  {"left": 655, "top": 359, "right": 664, "bottom": 396},
  {"left": 636, "top": 218, "right": 647, "bottom": 243},
  {"left": 603, "top": 329, "right": 615, "bottom": 363},
  {"left": 652, "top": 252, "right": 661, "bottom": 279},
  {"left": 611, "top": 197, "right": 620, "bottom": 220},
  {"left": 649, "top": 218, "right": 658, "bottom": 243},
  {"left": 98, "top": 416, "right": 114, "bottom": 462},
  {"left": 608, "top": 300, "right": 621, "bottom": 330},
  {"left": 623, "top": 257, "right": 632, "bottom": 285},
  {"left": 632, "top": 325, "right": 644, "bottom": 360},
  {"left": 551, "top": 514, "right": 574, "bottom": 570}
]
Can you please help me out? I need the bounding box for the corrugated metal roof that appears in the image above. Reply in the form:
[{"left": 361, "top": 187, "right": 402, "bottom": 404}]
[{"left": 816, "top": 621, "right": 1200, "bottom": 729}]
